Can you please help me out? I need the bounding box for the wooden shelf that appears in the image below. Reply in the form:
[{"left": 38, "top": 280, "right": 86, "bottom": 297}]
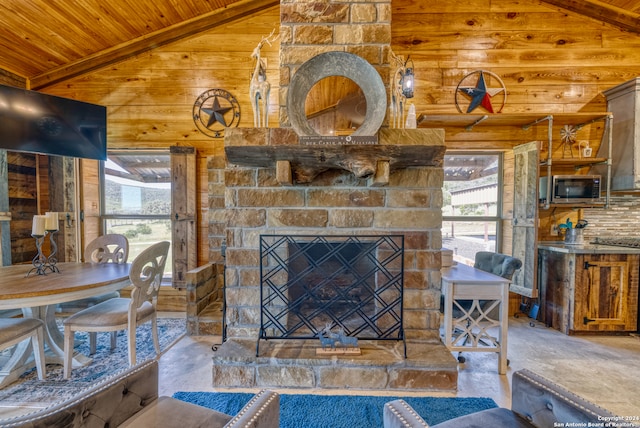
[
  {"left": 540, "top": 157, "right": 608, "bottom": 168},
  {"left": 417, "top": 112, "right": 612, "bottom": 130},
  {"left": 539, "top": 202, "right": 607, "bottom": 209}
]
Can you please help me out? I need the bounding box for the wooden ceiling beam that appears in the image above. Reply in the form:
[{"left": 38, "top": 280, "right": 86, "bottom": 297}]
[
  {"left": 30, "top": 0, "right": 279, "bottom": 89},
  {"left": 540, "top": 0, "right": 640, "bottom": 34}
]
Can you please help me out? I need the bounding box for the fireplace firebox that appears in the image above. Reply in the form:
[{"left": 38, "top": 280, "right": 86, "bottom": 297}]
[{"left": 257, "top": 234, "right": 405, "bottom": 356}]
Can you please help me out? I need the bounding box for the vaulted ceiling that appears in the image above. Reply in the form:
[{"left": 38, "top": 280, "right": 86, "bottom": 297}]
[
  {"left": 1, "top": 0, "right": 640, "bottom": 90},
  {"left": 0, "top": 0, "right": 277, "bottom": 88}
]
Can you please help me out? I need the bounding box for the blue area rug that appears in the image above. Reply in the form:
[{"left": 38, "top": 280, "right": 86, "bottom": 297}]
[
  {"left": 172, "top": 391, "right": 498, "bottom": 427},
  {"left": 0, "top": 317, "right": 185, "bottom": 406}
]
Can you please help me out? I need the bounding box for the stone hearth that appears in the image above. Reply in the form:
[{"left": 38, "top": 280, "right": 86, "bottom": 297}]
[{"left": 212, "top": 338, "right": 457, "bottom": 391}]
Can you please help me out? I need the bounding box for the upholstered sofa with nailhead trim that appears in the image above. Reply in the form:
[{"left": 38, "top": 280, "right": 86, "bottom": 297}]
[
  {"left": 384, "top": 369, "right": 626, "bottom": 428},
  {"left": 0, "top": 360, "right": 279, "bottom": 428}
]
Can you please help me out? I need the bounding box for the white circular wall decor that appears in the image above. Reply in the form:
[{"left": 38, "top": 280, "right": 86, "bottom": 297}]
[{"left": 287, "top": 51, "right": 387, "bottom": 137}]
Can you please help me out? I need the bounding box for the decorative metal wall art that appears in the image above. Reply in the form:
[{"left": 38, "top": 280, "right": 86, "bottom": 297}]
[
  {"left": 390, "top": 52, "right": 408, "bottom": 129},
  {"left": 455, "top": 70, "right": 507, "bottom": 114},
  {"left": 250, "top": 29, "right": 278, "bottom": 128},
  {"left": 192, "top": 89, "right": 240, "bottom": 138},
  {"left": 560, "top": 124, "right": 577, "bottom": 158}
]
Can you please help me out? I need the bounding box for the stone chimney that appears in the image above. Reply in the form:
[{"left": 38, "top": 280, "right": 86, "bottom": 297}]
[
  {"left": 209, "top": 0, "right": 452, "bottom": 392},
  {"left": 278, "top": 0, "right": 392, "bottom": 128}
]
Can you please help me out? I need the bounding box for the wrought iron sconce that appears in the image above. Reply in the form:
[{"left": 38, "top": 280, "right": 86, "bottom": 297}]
[{"left": 400, "top": 57, "right": 415, "bottom": 99}]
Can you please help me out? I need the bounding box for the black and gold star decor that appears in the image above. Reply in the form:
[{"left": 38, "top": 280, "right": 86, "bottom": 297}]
[
  {"left": 455, "top": 70, "right": 507, "bottom": 114},
  {"left": 192, "top": 89, "right": 240, "bottom": 138}
]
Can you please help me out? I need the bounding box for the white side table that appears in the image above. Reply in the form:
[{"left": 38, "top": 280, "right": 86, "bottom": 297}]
[{"left": 441, "top": 263, "right": 511, "bottom": 374}]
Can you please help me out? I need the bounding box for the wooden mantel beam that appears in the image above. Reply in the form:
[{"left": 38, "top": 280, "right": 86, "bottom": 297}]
[
  {"left": 30, "top": 0, "right": 279, "bottom": 89},
  {"left": 540, "top": 0, "right": 640, "bottom": 34},
  {"left": 225, "top": 144, "right": 446, "bottom": 184}
]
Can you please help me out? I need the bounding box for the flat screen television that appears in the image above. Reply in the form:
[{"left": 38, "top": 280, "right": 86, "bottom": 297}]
[{"left": 0, "top": 84, "right": 107, "bottom": 160}]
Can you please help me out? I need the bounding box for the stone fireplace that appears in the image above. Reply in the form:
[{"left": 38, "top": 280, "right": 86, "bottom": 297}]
[
  {"left": 208, "top": 127, "right": 457, "bottom": 390},
  {"left": 221, "top": 127, "right": 446, "bottom": 344},
  {"left": 207, "top": 0, "right": 458, "bottom": 391}
]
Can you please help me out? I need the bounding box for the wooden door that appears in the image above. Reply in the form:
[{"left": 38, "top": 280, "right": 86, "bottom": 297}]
[
  {"left": 78, "top": 159, "right": 101, "bottom": 260},
  {"left": 574, "top": 254, "right": 638, "bottom": 332},
  {"left": 511, "top": 141, "right": 539, "bottom": 298},
  {"left": 0, "top": 150, "right": 10, "bottom": 266},
  {"left": 171, "top": 146, "right": 196, "bottom": 288},
  {"left": 46, "top": 155, "right": 78, "bottom": 262}
]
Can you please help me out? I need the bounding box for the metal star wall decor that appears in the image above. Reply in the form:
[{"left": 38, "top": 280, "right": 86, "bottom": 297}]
[
  {"left": 455, "top": 70, "right": 507, "bottom": 114},
  {"left": 193, "top": 89, "right": 241, "bottom": 138}
]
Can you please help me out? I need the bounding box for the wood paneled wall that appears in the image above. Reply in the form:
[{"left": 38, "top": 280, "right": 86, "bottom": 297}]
[
  {"left": 392, "top": 0, "right": 640, "bottom": 117},
  {"left": 7, "top": 152, "right": 38, "bottom": 263},
  {"left": 35, "top": 0, "right": 640, "bottom": 264}
]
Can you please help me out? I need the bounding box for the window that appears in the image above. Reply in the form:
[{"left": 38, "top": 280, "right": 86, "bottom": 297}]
[
  {"left": 101, "top": 150, "right": 172, "bottom": 278},
  {"left": 442, "top": 152, "right": 502, "bottom": 265}
]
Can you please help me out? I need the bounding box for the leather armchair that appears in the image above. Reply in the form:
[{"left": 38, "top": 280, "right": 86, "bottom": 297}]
[
  {"left": 384, "top": 369, "right": 621, "bottom": 428},
  {"left": 0, "top": 360, "right": 280, "bottom": 428}
]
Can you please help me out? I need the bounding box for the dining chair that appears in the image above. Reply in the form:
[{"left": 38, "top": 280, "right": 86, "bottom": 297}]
[
  {"left": 58, "top": 233, "right": 130, "bottom": 353},
  {"left": 0, "top": 317, "right": 46, "bottom": 380},
  {"left": 57, "top": 233, "right": 129, "bottom": 314},
  {"left": 63, "top": 240, "right": 169, "bottom": 379},
  {"left": 85, "top": 233, "right": 130, "bottom": 264}
]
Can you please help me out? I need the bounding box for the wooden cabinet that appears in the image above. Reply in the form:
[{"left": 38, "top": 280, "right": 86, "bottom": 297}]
[
  {"left": 538, "top": 247, "right": 639, "bottom": 334},
  {"left": 575, "top": 255, "right": 636, "bottom": 331}
]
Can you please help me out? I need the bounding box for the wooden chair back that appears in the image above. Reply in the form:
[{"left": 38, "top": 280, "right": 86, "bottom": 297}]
[
  {"left": 85, "top": 234, "right": 129, "bottom": 264},
  {"left": 129, "top": 241, "right": 170, "bottom": 311}
]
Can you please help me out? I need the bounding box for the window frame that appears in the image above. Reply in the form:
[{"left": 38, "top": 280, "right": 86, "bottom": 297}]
[
  {"left": 99, "top": 149, "right": 172, "bottom": 281},
  {"left": 442, "top": 151, "right": 504, "bottom": 256}
]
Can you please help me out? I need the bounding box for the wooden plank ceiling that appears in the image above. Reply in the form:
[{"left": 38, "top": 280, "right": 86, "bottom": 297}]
[
  {"left": 0, "top": 0, "right": 277, "bottom": 88},
  {"left": 1, "top": 0, "right": 640, "bottom": 90}
]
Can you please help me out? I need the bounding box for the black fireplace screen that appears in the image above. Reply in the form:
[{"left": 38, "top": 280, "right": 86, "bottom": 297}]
[{"left": 257, "top": 234, "right": 404, "bottom": 355}]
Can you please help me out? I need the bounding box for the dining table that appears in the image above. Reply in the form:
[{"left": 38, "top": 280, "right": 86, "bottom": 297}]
[{"left": 0, "top": 262, "right": 130, "bottom": 387}]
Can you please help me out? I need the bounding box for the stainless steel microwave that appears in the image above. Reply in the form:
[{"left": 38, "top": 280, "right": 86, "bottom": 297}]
[{"left": 541, "top": 175, "right": 602, "bottom": 204}]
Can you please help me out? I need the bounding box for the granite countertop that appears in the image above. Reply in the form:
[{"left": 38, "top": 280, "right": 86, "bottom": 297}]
[{"left": 537, "top": 241, "right": 640, "bottom": 254}]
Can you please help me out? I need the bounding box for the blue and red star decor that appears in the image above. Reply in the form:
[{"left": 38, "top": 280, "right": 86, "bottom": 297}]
[{"left": 455, "top": 70, "right": 507, "bottom": 114}]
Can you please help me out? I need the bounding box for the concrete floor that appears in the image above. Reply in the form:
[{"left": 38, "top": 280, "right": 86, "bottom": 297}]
[
  {"left": 158, "top": 316, "right": 640, "bottom": 418},
  {"left": 1, "top": 315, "right": 638, "bottom": 421}
]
